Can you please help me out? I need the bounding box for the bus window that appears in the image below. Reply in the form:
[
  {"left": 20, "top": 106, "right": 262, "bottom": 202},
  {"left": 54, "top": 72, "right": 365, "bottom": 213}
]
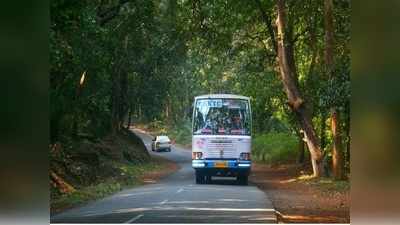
[{"left": 193, "top": 98, "right": 251, "bottom": 136}]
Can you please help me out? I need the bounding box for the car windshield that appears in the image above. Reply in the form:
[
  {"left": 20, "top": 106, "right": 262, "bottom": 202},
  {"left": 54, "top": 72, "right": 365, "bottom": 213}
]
[
  {"left": 193, "top": 98, "right": 251, "bottom": 135},
  {"left": 158, "top": 136, "right": 170, "bottom": 142}
]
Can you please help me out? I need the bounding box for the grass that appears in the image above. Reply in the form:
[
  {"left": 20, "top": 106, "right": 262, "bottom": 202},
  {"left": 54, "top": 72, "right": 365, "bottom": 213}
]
[
  {"left": 302, "top": 177, "right": 350, "bottom": 193},
  {"left": 252, "top": 132, "right": 299, "bottom": 164},
  {"left": 52, "top": 182, "right": 122, "bottom": 209},
  {"left": 51, "top": 160, "right": 165, "bottom": 213}
]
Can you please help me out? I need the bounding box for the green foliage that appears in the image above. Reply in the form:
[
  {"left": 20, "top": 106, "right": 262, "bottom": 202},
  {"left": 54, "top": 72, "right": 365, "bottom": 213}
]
[
  {"left": 299, "top": 177, "right": 350, "bottom": 193},
  {"left": 167, "top": 120, "right": 192, "bottom": 146},
  {"left": 50, "top": 0, "right": 350, "bottom": 170},
  {"left": 252, "top": 132, "right": 299, "bottom": 164},
  {"left": 51, "top": 160, "right": 163, "bottom": 211},
  {"left": 147, "top": 119, "right": 192, "bottom": 146},
  {"left": 55, "top": 182, "right": 122, "bottom": 207}
]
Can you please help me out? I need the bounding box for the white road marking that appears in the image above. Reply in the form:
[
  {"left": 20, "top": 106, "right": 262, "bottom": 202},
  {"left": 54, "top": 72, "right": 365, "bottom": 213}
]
[
  {"left": 165, "top": 200, "right": 209, "bottom": 204},
  {"left": 159, "top": 199, "right": 168, "bottom": 205},
  {"left": 249, "top": 216, "right": 277, "bottom": 221},
  {"left": 218, "top": 198, "right": 249, "bottom": 202},
  {"left": 180, "top": 207, "right": 275, "bottom": 212},
  {"left": 115, "top": 191, "right": 156, "bottom": 198},
  {"left": 124, "top": 214, "right": 143, "bottom": 223},
  {"left": 176, "top": 188, "right": 183, "bottom": 193},
  {"left": 115, "top": 207, "right": 275, "bottom": 214},
  {"left": 81, "top": 206, "right": 276, "bottom": 218}
]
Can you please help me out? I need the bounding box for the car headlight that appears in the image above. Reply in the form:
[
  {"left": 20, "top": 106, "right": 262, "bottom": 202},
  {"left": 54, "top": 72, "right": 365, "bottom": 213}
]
[
  {"left": 192, "top": 152, "right": 203, "bottom": 160},
  {"left": 239, "top": 152, "right": 251, "bottom": 160}
]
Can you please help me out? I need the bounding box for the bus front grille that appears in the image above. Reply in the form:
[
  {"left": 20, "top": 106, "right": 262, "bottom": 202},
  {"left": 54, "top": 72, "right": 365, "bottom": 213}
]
[{"left": 206, "top": 142, "right": 236, "bottom": 158}]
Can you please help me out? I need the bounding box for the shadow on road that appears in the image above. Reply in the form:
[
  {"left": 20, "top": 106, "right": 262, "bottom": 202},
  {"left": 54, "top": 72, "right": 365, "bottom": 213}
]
[{"left": 202, "top": 177, "right": 245, "bottom": 186}]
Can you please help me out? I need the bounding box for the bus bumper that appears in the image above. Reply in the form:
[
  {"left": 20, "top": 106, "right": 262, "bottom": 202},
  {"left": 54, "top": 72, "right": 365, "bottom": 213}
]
[{"left": 192, "top": 159, "right": 251, "bottom": 176}]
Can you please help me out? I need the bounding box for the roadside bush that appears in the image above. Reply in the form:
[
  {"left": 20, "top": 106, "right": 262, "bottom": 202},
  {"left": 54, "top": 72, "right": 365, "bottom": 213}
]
[
  {"left": 167, "top": 120, "right": 192, "bottom": 146},
  {"left": 252, "top": 132, "right": 298, "bottom": 164},
  {"left": 148, "top": 119, "right": 166, "bottom": 132}
]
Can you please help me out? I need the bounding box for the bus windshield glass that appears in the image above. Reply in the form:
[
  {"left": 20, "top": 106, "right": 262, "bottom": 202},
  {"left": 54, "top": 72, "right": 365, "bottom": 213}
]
[{"left": 193, "top": 98, "right": 251, "bottom": 135}]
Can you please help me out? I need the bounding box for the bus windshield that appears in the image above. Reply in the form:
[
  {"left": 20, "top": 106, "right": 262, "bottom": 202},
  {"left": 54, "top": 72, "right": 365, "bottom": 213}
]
[{"left": 193, "top": 98, "right": 251, "bottom": 136}]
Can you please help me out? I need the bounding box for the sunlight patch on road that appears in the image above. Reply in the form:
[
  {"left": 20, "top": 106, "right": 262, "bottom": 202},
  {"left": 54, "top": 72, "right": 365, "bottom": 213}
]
[
  {"left": 114, "top": 208, "right": 150, "bottom": 213},
  {"left": 143, "top": 179, "right": 157, "bottom": 183},
  {"left": 115, "top": 191, "right": 156, "bottom": 198},
  {"left": 249, "top": 216, "right": 277, "bottom": 221},
  {"left": 279, "top": 178, "right": 297, "bottom": 184},
  {"left": 162, "top": 200, "right": 209, "bottom": 204},
  {"left": 163, "top": 214, "right": 237, "bottom": 218},
  {"left": 158, "top": 199, "right": 168, "bottom": 205},
  {"left": 217, "top": 198, "right": 249, "bottom": 202}
]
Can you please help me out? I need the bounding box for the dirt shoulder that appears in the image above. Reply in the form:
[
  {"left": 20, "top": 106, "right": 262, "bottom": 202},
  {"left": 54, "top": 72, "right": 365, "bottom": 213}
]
[{"left": 250, "top": 163, "right": 350, "bottom": 223}]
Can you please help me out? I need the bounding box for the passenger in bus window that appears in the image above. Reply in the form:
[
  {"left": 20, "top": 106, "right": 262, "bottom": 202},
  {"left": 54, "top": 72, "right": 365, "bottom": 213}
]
[{"left": 231, "top": 113, "right": 242, "bottom": 130}]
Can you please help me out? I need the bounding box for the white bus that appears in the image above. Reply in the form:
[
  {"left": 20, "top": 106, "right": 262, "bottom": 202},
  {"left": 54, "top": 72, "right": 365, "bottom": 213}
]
[{"left": 191, "top": 94, "right": 252, "bottom": 185}]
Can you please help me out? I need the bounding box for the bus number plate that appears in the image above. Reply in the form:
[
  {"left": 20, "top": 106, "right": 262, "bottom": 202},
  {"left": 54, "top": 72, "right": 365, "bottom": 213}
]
[{"left": 215, "top": 161, "right": 228, "bottom": 168}]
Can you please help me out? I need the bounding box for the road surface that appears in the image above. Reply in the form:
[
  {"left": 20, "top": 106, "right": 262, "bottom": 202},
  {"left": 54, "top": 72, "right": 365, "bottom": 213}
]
[{"left": 51, "top": 129, "right": 276, "bottom": 223}]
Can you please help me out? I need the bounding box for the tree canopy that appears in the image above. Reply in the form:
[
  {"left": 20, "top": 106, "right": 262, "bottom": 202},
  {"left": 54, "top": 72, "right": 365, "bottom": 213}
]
[{"left": 50, "top": 0, "right": 350, "bottom": 178}]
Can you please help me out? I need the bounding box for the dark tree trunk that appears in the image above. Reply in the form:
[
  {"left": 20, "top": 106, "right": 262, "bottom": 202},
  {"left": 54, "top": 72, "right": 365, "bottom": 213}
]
[
  {"left": 72, "top": 75, "right": 84, "bottom": 138},
  {"left": 254, "top": 0, "right": 278, "bottom": 54},
  {"left": 345, "top": 99, "right": 350, "bottom": 172},
  {"left": 119, "top": 70, "right": 128, "bottom": 129},
  {"left": 126, "top": 106, "right": 132, "bottom": 129},
  {"left": 111, "top": 71, "right": 120, "bottom": 135},
  {"left": 320, "top": 112, "right": 327, "bottom": 150},
  {"left": 324, "top": 0, "right": 345, "bottom": 180},
  {"left": 297, "top": 131, "right": 305, "bottom": 164},
  {"left": 111, "top": 35, "right": 130, "bottom": 135},
  {"left": 331, "top": 109, "right": 345, "bottom": 179},
  {"left": 276, "top": 0, "right": 323, "bottom": 177}
]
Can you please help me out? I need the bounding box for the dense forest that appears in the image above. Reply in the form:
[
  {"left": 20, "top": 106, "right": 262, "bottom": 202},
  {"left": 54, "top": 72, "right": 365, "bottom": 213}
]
[{"left": 50, "top": 0, "right": 350, "bottom": 178}]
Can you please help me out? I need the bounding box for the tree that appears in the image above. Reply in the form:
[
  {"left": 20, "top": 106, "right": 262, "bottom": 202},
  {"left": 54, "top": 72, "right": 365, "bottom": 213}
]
[
  {"left": 50, "top": 0, "right": 350, "bottom": 178},
  {"left": 324, "top": 0, "right": 345, "bottom": 180},
  {"left": 275, "top": 0, "right": 323, "bottom": 177}
]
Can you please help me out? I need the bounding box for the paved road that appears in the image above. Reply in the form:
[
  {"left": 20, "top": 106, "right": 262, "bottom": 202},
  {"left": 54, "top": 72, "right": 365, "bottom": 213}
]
[{"left": 51, "top": 129, "right": 276, "bottom": 223}]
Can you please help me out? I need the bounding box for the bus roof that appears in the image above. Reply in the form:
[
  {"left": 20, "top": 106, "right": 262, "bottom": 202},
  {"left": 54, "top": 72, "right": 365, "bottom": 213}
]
[{"left": 194, "top": 94, "right": 250, "bottom": 100}]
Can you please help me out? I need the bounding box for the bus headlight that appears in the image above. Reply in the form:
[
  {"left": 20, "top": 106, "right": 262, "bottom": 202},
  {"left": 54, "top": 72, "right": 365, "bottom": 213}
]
[
  {"left": 239, "top": 152, "right": 251, "bottom": 161},
  {"left": 192, "top": 152, "right": 203, "bottom": 160}
]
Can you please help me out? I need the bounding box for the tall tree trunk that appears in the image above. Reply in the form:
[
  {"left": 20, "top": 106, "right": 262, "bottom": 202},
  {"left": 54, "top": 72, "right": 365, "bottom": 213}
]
[
  {"left": 331, "top": 109, "right": 344, "bottom": 179},
  {"left": 119, "top": 70, "right": 128, "bottom": 129},
  {"left": 126, "top": 105, "right": 132, "bottom": 129},
  {"left": 111, "top": 71, "right": 120, "bottom": 135},
  {"left": 276, "top": 0, "right": 323, "bottom": 177},
  {"left": 72, "top": 73, "right": 85, "bottom": 138},
  {"left": 111, "top": 59, "right": 123, "bottom": 135},
  {"left": 111, "top": 35, "right": 129, "bottom": 134},
  {"left": 345, "top": 98, "right": 350, "bottom": 172},
  {"left": 320, "top": 112, "right": 327, "bottom": 150},
  {"left": 324, "top": 0, "right": 345, "bottom": 180},
  {"left": 254, "top": 0, "right": 277, "bottom": 54},
  {"left": 119, "top": 35, "right": 129, "bottom": 130},
  {"left": 297, "top": 130, "right": 305, "bottom": 164}
]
